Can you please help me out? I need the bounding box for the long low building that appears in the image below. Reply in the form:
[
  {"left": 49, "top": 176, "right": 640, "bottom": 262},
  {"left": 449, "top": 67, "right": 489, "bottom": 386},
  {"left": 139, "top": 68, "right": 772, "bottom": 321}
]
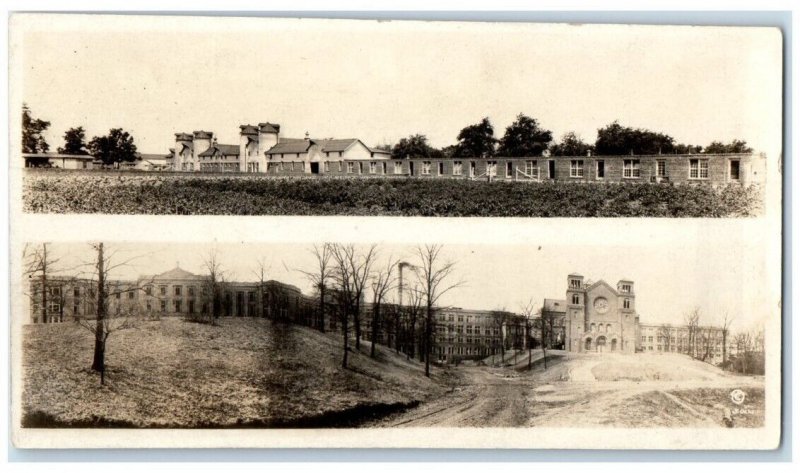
[{"left": 161, "top": 122, "right": 764, "bottom": 186}]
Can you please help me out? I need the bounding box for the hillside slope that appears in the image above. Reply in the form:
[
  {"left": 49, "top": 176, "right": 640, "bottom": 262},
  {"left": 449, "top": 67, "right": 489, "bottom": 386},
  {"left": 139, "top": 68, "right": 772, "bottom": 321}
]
[{"left": 21, "top": 318, "right": 451, "bottom": 428}]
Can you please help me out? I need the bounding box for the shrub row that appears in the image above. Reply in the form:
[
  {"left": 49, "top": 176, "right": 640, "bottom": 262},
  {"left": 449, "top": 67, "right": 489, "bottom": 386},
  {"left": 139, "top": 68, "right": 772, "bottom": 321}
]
[{"left": 23, "top": 172, "right": 762, "bottom": 217}]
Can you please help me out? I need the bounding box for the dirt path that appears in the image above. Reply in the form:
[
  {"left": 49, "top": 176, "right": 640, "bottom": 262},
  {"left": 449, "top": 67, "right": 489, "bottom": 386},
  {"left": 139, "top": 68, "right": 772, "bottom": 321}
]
[{"left": 375, "top": 366, "right": 532, "bottom": 427}]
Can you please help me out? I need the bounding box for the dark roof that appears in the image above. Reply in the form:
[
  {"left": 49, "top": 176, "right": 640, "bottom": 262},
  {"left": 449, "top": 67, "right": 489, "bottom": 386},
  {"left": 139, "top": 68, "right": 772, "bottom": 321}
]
[
  {"left": 193, "top": 130, "right": 213, "bottom": 139},
  {"left": 319, "top": 139, "right": 360, "bottom": 153},
  {"left": 137, "top": 153, "right": 169, "bottom": 161},
  {"left": 266, "top": 140, "right": 312, "bottom": 155},
  {"left": 370, "top": 147, "right": 392, "bottom": 155},
  {"left": 22, "top": 153, "right": 93, "bottom": 160},
  {"left": 175, "top": 133, "right": 193, "bottom": 141},
  {"left": 198, "top": 143, "right": 240, "bottom": 157},
  {"left": 240, "top": 125, "right": 259, "bottom": 135},
  {"left": 258, "top": 122, "right": 280, "bottom": 133}
]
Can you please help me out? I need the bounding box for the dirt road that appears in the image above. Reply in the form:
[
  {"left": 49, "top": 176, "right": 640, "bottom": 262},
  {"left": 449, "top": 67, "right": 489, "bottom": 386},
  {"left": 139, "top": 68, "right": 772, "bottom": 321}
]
[
  {"left": 377, "top": 366, "right": 533, "bottom": 427},
  {"left": 373, "top": 353, "right": 765, "bottom": 428}
]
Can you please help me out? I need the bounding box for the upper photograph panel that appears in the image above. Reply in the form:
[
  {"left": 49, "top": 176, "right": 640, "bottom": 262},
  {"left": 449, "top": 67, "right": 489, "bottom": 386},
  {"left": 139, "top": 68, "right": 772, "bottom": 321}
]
[{"left": 13, "top": 15, "right": 781, "bottom": 217}]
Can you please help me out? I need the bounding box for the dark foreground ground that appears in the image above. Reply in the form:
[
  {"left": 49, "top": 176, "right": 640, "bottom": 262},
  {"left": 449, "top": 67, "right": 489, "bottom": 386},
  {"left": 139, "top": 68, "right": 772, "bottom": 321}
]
[
  {"left": 22, "top": 318, "right": 764, "bottom": 429},
  {"left": 23, "top": 170, "right": 761, "bottom": 217}
]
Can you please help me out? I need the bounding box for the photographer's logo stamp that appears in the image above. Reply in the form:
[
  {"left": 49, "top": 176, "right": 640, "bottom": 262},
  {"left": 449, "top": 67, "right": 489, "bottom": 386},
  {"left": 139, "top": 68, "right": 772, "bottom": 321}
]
[{"left": 730, "top": 389, "right": 747, "bottom": 405}]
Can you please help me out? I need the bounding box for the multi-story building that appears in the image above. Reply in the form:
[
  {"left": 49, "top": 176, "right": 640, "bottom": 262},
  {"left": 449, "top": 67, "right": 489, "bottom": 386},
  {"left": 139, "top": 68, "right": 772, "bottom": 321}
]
[
  {"left": 27, "top": 266, "right": 316, "bottom": 325},
  {"left": 169, "top": 123, "right": 391, "bottom": 174},
  {"left": 544, "top": 273, "right": 640, "bottom": 354},
  {"left": 637, "top": 323, "right": 729, "bottom": 364}
]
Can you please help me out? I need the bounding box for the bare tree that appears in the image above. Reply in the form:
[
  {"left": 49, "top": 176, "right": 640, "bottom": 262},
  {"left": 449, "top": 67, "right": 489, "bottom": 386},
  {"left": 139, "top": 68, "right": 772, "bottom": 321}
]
[
  {"left": 684, "top": 308, "right": 701, "bottom": 358},
  {"left": 490, "top": 309, "right": 511, "bottom": 367},
  {"left": 369, "top": 255, "right": 399, "bottom": 358},
  {"left": 331, "top": 244, "right": 378, "bottom": 353},
  {"left": 722, "top": 313, "right": 734, "bottom": 368},
  {"left": 733, "top": 331, "right": 754, "bottom": 374},
  {"left": 330, "top": 244, "right": 356, "bottom": 368},
  {"left": 538, "top": 305, "right": 550, "bottom": 369},
  {"left": 200, "top": 248, "right": 227, "bottom": 325},
  {"left": 299, "top": 244, "right": 334, "bottom": 333},
  {"left": 414, "top": 244, "right": 463, "bottom": 377},
  {"left": 252, "top": 256, "right": 271, "bottom": 319},
  {"left": 658, "top": 324, "right": 673, "bottom": 353},
  {"left": 23, "top": 243, "right": 62, "bottom": 324},
  {"left": 404, "top": 283, "right": 424, "bottom": 360},
  {"left": 519, "top": 299, "right": 537, "bottom": 370},
  {"left": 75, "top": 243, "right": 147, "bottom": 385}
]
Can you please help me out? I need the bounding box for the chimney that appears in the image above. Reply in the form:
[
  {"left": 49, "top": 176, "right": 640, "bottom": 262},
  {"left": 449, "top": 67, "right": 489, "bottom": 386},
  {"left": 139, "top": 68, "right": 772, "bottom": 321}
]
[{"left": 304, "top": 131, "right": 310, "bottom": 141}]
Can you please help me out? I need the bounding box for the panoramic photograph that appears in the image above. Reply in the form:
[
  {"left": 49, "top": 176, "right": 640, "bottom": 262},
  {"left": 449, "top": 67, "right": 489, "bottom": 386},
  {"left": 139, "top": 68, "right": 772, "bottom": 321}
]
[
  {"left": 18, "top": 240, "right": 769, "bottom": 430},
  {"left": 14, "top": 16, "right": 779, "bottom": 217}
]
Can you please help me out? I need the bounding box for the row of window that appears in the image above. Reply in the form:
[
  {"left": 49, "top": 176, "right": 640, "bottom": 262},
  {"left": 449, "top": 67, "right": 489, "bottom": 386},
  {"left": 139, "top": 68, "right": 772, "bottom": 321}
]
[
  {"left": 445, "top": 325, "right": 501, "bottom": 336},
  {"left": 569, "top": 293, "right": 632, "bottom": 308}
]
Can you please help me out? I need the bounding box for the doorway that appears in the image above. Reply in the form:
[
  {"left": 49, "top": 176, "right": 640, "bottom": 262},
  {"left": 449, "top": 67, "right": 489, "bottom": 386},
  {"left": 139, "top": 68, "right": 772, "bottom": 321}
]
[
  {"left": 596, "top": 336, "right": 607, "bottom": 353},
  {"left": 409, "top": 162, "right": 415, "bottom": 175},
  {"left": 310, "top": 162, "right": 320, "bottom": 174},
  {"left": 548, "top": 160, "right": 556, "bottom": 179}
]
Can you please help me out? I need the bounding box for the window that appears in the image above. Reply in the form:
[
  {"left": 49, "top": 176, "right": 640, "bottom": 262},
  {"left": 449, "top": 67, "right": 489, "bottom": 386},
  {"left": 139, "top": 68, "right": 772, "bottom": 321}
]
[
  {"left": 394, "top": 162, "right": 402, "bottom": 174},
  {"left": 338, "top": 161, "right": 343, "bottom": 172},
  {"left": 623, "top": 159, "right": 641, "bottom": 178},
  {"left": 128, "top": 291, "right": 135, "bottom": 299},
  {"left": 571, "top": 294, "right": 580, "bottom": 304},
  {"left": 74, "top": 287, "right": 81, "bottom": 298},
  {"left": 324, "top": 162, "right": 330, "bottom": 172},
  {"left": 453, "top": 161, "right": 463, "bottom": 175},
  {"left": 506, "top": 161, "right": 513, "bottom": 177},
  {"left": 623, "top": 299, "right": 631, "bottom": 309},
  {"left": 369, "top": 162, "right": 377, "bottom": 174},
  {"left": 188, "top": 301, "right": 195, "bottom": 314},
  {"left": 358, "top": 162, "right": 364, "bottom": 174},
  {"left": 570, "top": 160, "right": 584, "bottom": 178},
  {"left": 470, "top": 161, "right": 476, "bottom": 177},
  {"left": 730, "top": 160, "right": 740, "bottom": 180},
  {"left": 525, "top": 160, "right": 537, "bottom": 178},
  {"left": 570, "top": 279, "right": 581, "bottom": 289},
  {"left": 590, "top": 323, "right": 596, "bottom": 332},
  {"left": 438, "top": 162, "right": 444, "bottom": 175},
  {"left": 146, "top": 301, "right": 152, "bottom": 311},
  {"left": 621, "top": 284, "right": 631, "bottom": 293},
  {"left": 188, "top": 286, "right": 195, "bottom": 297},
  {"left": 347, "top": 162, "right": 354, "bottom": 174},
  {"left": 382, "top": 162, "right": 387, "bottom": 174},
  {"left": 689, "top": 159, "right": 709, "bottom": 179},
  {"left": 641, "top": 336, "right": 646, "bottom": 342},
  {"left": 422, "top": 161, "right": 432, "bottom": 175},
  {"left": 50, "top": 286, "right": 61, "bottom": 297},
  {"left": 174, "top": 286, "right": 182, "bottom": 296},
  {"left": 648, "top": 336, "right": 653, "bottom": 342},
  {"left": 174, "top": 300, "right": 182, "bottom": 312},
  {"left": 656, "top": 160, "right": 667, "bottom": 177},
  {"left": 145, "top": 285, "right": 152, "bottom": 296},
  {"left": 160, "top": 300, "right": 166, "bottom": 312},
  {"left": 596, "top": 160, "right": 605, "bottom": 179}
]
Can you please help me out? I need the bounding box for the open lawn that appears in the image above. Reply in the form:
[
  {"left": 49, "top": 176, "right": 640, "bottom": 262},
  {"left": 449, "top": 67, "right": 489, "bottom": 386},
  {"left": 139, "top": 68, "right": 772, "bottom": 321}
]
[
  {"left": 23, "top": 170, "right": 761, "bottom": 217},
  {"left": 21, "top": 318, "right": 452, "bottom": 428}
]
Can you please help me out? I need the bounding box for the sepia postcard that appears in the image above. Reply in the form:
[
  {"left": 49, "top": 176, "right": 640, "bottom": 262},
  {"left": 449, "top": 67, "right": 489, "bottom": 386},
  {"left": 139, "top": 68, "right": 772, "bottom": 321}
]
[{"left": 8, "top": 14, "right": 783, "bottom": 450}]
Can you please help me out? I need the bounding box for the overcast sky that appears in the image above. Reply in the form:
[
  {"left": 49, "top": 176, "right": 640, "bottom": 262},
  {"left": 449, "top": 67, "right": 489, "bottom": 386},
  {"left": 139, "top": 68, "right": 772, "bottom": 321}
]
[
  {"left": 15, "top": 15, "right": 782, "bottom": 155},
  {"left": 37, "top": 236, "right": 771, "bottom": 334}
]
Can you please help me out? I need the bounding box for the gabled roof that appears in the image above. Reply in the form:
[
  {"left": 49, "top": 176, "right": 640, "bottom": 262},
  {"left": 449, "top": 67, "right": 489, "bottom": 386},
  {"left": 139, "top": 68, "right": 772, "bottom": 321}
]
[
  {"left": 370, "top": 147, "right": 392, "bottom": 155},
  {"left": 319, "top": 138, "right": 361, "bottom": 153},
  {"left": 584, "top": 279, "right": 619, "bottom": 296},
  {"left": 198, "top": 143, "right": 240, "bottom": 157},
  {"left": 137, "top": 153, "right": 168, "bottom": 161},
  {"left": 266, "top": 140, "right": 313, "bottom": 155},
  {"left": 22, "top": 153, "right": 93, "bottom": 160},
  {"left": 543, "top": 298, "right": 567, "bottom": 314}
]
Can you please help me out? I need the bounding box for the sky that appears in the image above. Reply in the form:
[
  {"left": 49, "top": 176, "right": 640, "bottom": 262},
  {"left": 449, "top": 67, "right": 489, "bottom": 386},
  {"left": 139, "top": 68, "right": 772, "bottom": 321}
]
[
  {"left": 14, "top": 15, "right": 782, "bottom": 155},
  {"left": 35, "top": 236, "right": 772, "bottom": 335}
]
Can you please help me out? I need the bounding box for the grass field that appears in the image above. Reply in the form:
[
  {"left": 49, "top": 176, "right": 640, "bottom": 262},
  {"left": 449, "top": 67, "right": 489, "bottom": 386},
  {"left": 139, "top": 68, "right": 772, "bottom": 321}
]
[
  {"left": 23, "top": 170, "right": 761, "bottom": 217},
  {"left": 21, "top": 318, "right": 452, "bottom": 428}
]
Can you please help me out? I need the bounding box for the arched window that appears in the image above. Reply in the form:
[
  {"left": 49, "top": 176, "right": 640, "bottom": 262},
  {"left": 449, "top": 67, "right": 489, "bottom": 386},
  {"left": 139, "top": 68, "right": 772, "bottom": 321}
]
[
  {"left": 624, "top": 298, "right": 631, "bottom": 309},
  {"left": 590, "top": 323, "right": 596, "bottom": 332},
  {"left": 572, "top": 294, "right": 580, "bottom": 304},
  {"left": 607, "top": 324, "right": 612, "bottom": 333}
]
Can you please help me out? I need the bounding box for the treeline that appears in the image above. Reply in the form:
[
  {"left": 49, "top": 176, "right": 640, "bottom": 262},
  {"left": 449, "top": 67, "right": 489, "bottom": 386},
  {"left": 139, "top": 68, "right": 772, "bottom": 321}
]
[
  {"left": 22, "top": 104, "right": 138, "bottom": 166},
  {"left": 385, "top": 115, "right": 753, "bottom": 159}
]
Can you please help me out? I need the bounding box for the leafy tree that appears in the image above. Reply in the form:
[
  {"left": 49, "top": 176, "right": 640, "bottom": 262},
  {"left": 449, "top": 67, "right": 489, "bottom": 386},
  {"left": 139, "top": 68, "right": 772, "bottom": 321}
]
[
  {"left": 391, "top": 134, "right": 435, "bottom": 160},
  {"left": 673, "top": 143, "right": 703, "bottom": 154},
  {"left": 549, "top": 131, "right": 594, "bottom": 156},
  {"left": 57, "top": 126, "right": 89, "bottom": 155},
  {"left": 497, "top": 114, "right": 553, "bottom": 157},
  {"left": 22, "top": 104, "right": 51, "bottom": 153},
  {"left": 595, "top": 121, "right": 676, "bottom": 155},
  {"left": 704, "top": 139, "right": 753, "bottom": 154},
  {"left": 88, "top": 128, "right": 138, "bottom": 165},
  {"left": 453, "top": 117, "right": 496, "bottom": 158}
]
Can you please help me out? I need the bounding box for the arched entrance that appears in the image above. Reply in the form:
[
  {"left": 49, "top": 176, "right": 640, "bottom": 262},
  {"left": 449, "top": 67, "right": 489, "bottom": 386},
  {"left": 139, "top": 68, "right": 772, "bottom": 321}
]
[
  {"left": 611, "top": 338, "right": 617, "bottom": 352},
  {"left": 596, "top": 336, "right": 607, "bottom": 353},
  {"left": 584, "top": 337, "right": 592, "bottom": 351}
]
